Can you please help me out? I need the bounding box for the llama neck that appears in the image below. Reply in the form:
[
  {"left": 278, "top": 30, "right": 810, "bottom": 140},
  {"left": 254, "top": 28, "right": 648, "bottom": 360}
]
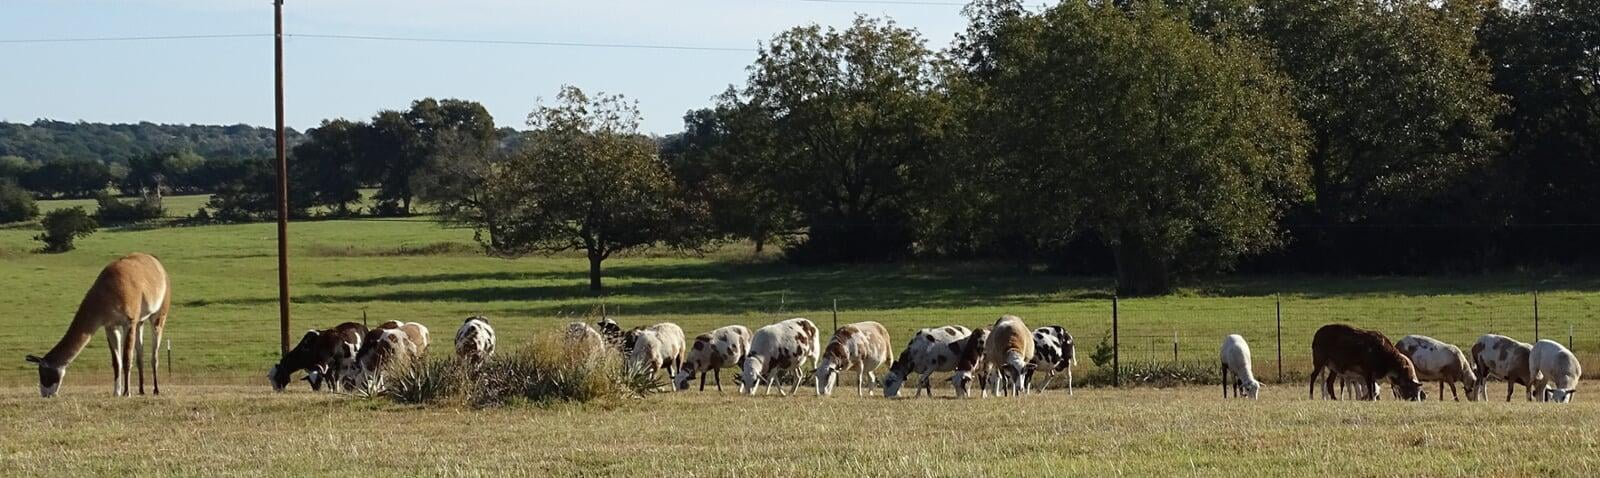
[{"left": 43, "top": 310, "right": 102, "bottom": 366}]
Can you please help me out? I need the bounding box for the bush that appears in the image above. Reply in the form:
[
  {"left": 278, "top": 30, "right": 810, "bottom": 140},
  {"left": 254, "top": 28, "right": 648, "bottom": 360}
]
[
  {"left": 0, "top": 181, "right": 38, "bottom": 224},
  {"left": 381, "top": 332, "right": 661, "bottom": 407},
  {"left": 1081, "top": 360, "right": 1221, "bottom": 388},
  {"left": 93, "top": 193, "right": 165, "bottom": 224},
  {"left": 34, "top": 207, "right": 97, "bottom": 253}
]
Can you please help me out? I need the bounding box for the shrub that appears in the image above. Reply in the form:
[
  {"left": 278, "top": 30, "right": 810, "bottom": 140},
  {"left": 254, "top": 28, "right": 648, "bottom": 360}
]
[
  {"left": 94, "top": 193, "right": 165, "bottom": 224},
  {"left": 381, "top": 332, "right": 661, "bottom": 407},
  {"left": 34, "top": 207, "right": 97, "bottom": 253},
  {"left": 0, "top": 180, "right": 38, "bottom": 224},
  {"left": 1089, "top": 331, "right": 1115, "bottom": 368},
  {"left": 1081, "top": 360, "right": 1221, "bottom": 387}
]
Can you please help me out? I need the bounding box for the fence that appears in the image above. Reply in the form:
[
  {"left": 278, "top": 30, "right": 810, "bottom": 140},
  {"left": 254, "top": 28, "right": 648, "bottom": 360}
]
[{"left": 586, "top": 290, "right": 1597, "bottom": 386}]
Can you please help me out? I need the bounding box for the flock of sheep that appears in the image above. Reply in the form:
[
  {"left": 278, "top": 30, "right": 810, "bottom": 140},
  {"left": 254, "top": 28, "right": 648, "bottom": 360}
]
[{"left": 267, "top": 312, "right": 1583, "bottom": 403}]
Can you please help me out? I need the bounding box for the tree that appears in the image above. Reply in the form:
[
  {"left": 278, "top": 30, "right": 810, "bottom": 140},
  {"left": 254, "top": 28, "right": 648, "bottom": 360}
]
[
  {"left": 660, "top": 103, "right": 798, "bottom": 253},
  {"left": 1255, "top": 0, "right": 1505, "bottom": 223},
  {"left": 291, "top": 119, "right": 366, "bottom": 214},
  {"left": 461, "top": 86, "right": 703, "bottom": 292},
  {"left": 22, "top": 159, "right": 112, "bottom": 198},
  {"left": 979, "top": 1, "right": 1311, "bottom": 295},
  {"left": 363, "top": 99, "right": 496, "bottom": 215},
  {"left": 727, "top": 16, "right": 950, "bottom": 263},
  {"left": 0, "top": 180, "right": 37, "bottom": 223},
  {"left": 34, "top": 206, "right": 97, "bottom": 253}
]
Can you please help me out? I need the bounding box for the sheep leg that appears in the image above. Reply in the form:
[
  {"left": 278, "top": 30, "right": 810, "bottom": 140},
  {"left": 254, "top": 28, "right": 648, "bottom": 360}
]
[
  {"left": 1307, "top": 366, "right": 1322, "bottom": 400},
  {"left": 1222, "top": 363, "right": 1230, "bottom": 399},
  {"left": 1448, "top": 382, "right": 1459, "bottom": 401},
  {"left": 1506, "top": 380, "right": 1514, "bottom": 402},
  {"left": 1325, "top": 374, "right": 1339, "bottom": 401},
  {"left": 713, "top": 369, "right": 722, "bottom": 393},
  {"left": 787, "top": 368, "right": 802, "bottom": 397}
]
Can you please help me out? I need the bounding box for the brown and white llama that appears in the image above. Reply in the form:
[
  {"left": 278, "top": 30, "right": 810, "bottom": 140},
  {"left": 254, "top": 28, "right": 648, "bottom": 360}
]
[{"left": 26, "top": 253, "right": 171, "bottom": 397}]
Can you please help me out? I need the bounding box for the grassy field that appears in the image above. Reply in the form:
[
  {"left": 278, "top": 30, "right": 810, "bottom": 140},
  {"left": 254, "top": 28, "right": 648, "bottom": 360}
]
[
  {"left": 3, "top": 196, "right": 1599, "bottom": 475},
  {"left": 0, "top": 385, "right": 1595, "bottom": 476}
]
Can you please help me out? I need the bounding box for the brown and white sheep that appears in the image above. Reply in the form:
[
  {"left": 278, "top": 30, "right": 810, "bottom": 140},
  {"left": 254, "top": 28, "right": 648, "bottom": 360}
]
[
  {"left": 1395, "top": 335, "right": 1478, "bottom": 401},
  {"left": 951, "top": 328, "right": 991, "bottom": 398},
  {"left": 882, "top": 325, "right": 973, "bottom": 398},
  {"left": 984, "top": 315, "right": 1036, "bottom": 397},
  {"left": 453, "top": 316, "right": 496, "bottom": 368},
  {"left": 354, "top": 328, "right": 419, "bottom": 391},
  {"left": 1308, "top": 324, "right": 1424, "bottom": 401},
  {"left": 377, "top": 320, "right": 430, "bottom": 356},
  {"left": 1471, "top": 334, "right": 1535, "bottom": 401},
  {"left": 269, "top": 321, "right": 367, "bottom": 392},
  {"left": 815, "top": 321, "right": 892, "bottom": 397},
  {"left": 740, "top": 318, "right": 820, "bottom": 396},
  {"left": 674, "top": 325, "right": 752, "bottom": 392}
]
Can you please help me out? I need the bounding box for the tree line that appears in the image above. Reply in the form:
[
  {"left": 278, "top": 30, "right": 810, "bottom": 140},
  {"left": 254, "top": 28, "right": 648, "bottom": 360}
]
[{"left": 2, "top": 0, "right": 1594, "bottom": 296}]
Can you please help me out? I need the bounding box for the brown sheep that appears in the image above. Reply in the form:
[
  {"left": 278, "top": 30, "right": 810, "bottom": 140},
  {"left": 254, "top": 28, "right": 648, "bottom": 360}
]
[{"left": 1308, "top": 324, "right": 1424, "bottom": 401}]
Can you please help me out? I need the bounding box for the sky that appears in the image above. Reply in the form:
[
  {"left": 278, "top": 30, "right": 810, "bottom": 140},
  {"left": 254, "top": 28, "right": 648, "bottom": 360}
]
[{"left": 0, "top": 0, "right": 971, "bottom": 135}]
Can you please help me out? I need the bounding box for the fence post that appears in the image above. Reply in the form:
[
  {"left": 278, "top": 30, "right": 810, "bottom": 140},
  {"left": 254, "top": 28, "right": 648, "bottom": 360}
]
[
  {"left": 1569, "top": 323, "right": 1574, "bottom": 350},
  {"left": 1533, "top": 289, "right": 1540, "bottom": 342},
  {"left": 1172, "top": 331, "right": 1178, "bottom": 363},
  {"left": 1112, "top": 295, "right": 1120, "bottom": 388},
  {"left": 1275, "top": 298, "right": 1283, "bottom": 383},
  {"left": 831, "top": 299, "right": 838, "bottom": 333}
]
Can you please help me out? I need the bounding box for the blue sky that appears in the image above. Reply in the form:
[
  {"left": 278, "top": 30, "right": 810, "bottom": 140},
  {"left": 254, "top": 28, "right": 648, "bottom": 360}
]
[{"left": 0, "top": 0, "right": 970, "bottom": 135}]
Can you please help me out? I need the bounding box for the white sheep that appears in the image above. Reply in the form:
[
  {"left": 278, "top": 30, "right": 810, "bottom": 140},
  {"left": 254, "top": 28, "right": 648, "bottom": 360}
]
[
  {"left": 1530, "top": 339, "right": 1582, "bottom": 403},
  {"left": 740, "top": 318, "right": 820, "bottom": 396},
  {"left": 1220, "top": 334, "right": 1261, "bottom": 399},
  {"left": 626, "top": 323, "right": 686, "bottom": 382},
  {"left": 565, "top": 321, "right": 608, "bottom": 358}
]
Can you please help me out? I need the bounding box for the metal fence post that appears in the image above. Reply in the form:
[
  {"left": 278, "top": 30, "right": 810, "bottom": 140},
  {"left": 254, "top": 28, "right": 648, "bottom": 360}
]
[
  {"left": 1275, "top": 298, "right": 1283, "bottom": 383},
  {"left": 1534, "top": 289, "right": 1540, "bottom": 342},
  {"left": 832, "top": 299, "right": 838, "bottom": 333},
  {"left": 1112, "top": 295, "right": 1120, "bottom": 388},
  {"left": 1172, "top": 331, "right": 1178, "bottom": 363}
]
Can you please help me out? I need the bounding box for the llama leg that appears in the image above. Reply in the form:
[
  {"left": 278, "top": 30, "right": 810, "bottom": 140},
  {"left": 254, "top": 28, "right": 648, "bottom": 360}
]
[
  {"left": 150, "top": 322, "right": 165, "bottom": 395},
  {"left": 119, "top": 323, "right": 136, "bottom": 397},
  {"left": 135, "top": 321, "right": 146, "bottom": 395},
  {"left": 105, "top": 325, "right": 123, "bottom": 396}
]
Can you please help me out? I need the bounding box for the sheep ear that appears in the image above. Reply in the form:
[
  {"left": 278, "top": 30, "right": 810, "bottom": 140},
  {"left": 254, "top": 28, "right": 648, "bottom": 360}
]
[{"left": 24, "top": 355, "right": 41, "bottom": 364}]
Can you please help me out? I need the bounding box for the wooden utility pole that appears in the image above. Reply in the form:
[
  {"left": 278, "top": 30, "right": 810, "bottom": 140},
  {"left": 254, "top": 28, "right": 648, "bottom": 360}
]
[{"left": 274, "top": 0, "right": 292, "bottom": 354}]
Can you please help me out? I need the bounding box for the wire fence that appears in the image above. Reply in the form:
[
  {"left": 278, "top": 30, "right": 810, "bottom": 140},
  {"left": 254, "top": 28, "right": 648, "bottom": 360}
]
[{"left": 582, "top": 291, "right": 1598, "bottom": 386}]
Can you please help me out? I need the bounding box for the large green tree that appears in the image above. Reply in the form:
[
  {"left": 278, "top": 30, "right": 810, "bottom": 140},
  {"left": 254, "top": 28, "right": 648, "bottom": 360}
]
[
  {"left": 464, "top": 87, "right": 703, "bottom": 292},
  {"left": 726, "top": 16, "right": 950, "bottom": 262},
  {"left": 660, "top": 100, "right": 798, "bottom": 254},
  {"left": 1255, "top": 0, "right": 1505, "bottom": 223},
  {"left": 362, "top": 99, "right": 495, "bottom": 215},
  {"left": 978, "top": 1, "right": 1311, "bottom": 295}
]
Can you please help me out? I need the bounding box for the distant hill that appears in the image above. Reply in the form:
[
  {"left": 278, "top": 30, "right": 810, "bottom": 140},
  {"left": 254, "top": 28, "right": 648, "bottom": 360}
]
[{"left": 0, "top": 120, "right": 305, "bottom": 164}]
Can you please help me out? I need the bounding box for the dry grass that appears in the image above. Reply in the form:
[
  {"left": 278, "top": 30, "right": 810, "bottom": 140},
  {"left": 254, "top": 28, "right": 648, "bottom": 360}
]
[{"left": 0, "top": 385, "right": 1596, "bottom": 476}]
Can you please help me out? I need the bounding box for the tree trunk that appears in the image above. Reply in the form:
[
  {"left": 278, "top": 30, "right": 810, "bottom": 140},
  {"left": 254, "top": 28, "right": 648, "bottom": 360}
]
[
  {"left": 754, "top": 236, "right": 765, "bottom": 254},
  {"left": 1113, "top": 232, "right": 1171, "bottom": 296},
  {"left": 588, "top": 252, "right": 604, "bottom": 293}
]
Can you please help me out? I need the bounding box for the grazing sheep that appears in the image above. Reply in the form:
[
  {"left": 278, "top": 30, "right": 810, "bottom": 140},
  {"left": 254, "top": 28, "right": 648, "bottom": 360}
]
[
  {"left": 1220, "top": 334, "right": 1261, "bottom": 399},
  {"left": 596, "top": 317, "right": 628, "bottom": 353},
  {"left": 985, "top": 315, "right": 1036, "bottom": 397},
  {"left": 377, "top": 320, "right": 430, "bottom": 356},
  {"left": 566, "top": 321, "right": 608, "bottom": 358},
  {"left": 354, "top": 328, "right": 418, "bottom": 390},
  {"left": 1530, "top": 340, "right": 1582, "bottom": 403},
  {"left": 1308, "top": 324, "right": 1424, "bottom": 401},
  {"left": 453, "top": 316, "right": 496, "bottom": 368},
  {"left": 1395, "top": 335, "right": 1478, "bottom": 401},
  {"left": 1027, "top": 326, "right": 1076, "bottom": 395},
  {"left": 627, "top": 323, "right": 686, "bottom": 382},
  {"left": 815, "top": 321, "right": 893, "bottom": 397},
  {"left": 740, "top": 318, "right": 821, "bottom": 396},
  {"left": 269, "top": 321, "right": 367, "bottom": 392},
  {"left": 882, "top": 326, "right": 972, "bottom": 398},
  {"left": 674, "top": 325, "right": 752, "bottom": 392},
  {"left": 1471, "top": 334, "right": 1536, "bottom": 401},
  {"left": 951, "top": 328, "right": 991, "bottom": 398}
]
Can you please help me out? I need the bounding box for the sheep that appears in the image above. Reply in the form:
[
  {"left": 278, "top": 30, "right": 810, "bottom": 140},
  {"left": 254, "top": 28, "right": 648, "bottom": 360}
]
[
  {"left": 377, "top": 320, "right": 430, "bottom": 356},
  {"left": 626, "top": 323, "right": 686, "bottom": 382},
  {"left": 984, "top": 315, "right": 1036, "bottom": 397},
  {"left": 1027, "top": 326, "right": 1076, "bottom": 395},
  {"left": 1395, "top": 335, "right": 1478, "bottom": 401},
  {"left": 565, "top": 321, "right": 608, "bottom": 358},
  {"left": 596, "top": 317, "right": 628, "bottom": 353},
  {"left": 1530, "top": 339, "right": 1582, "bottom": 403},
  {"left": 951, "top": 328, "right": 991, "bottom": 398},
  {"left": 673, "top": 325, "right": 752, "bottom": 392},
  {"left": 353, "top": 328, "right": 418, "bottom": 391},
  {"left": 1220, "top": 334, "right": 1261, "bottom": 399},
  {"left": 815, "top": 321, "right": 892, "bottom": 397},
  {"left": 740, "top": 318, "right": 820, "bottom": 396},
  {"left": 1308, "top": 324, "right": 1424, "bottom": 401},
  {"left": 269, "top": 321, "right": 366, "bottom": 392},
  {"left": 1471, "top": 334, "right": 1536, "bottom": 401},
  {"left": 882, "top": 325, "right": 972, "bottom": 398},
  {"left": 453, "top": 316, "right": 496, "bottom": 368}
]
